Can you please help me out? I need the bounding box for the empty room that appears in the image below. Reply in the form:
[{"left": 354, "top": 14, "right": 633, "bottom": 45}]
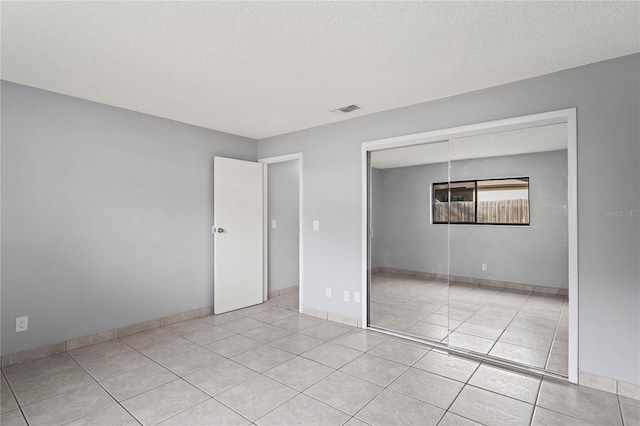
[{"left": 1, "top": 2, "right": 639, "bottom": 426}]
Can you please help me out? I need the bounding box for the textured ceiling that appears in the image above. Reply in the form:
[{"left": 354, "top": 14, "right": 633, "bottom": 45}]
[
  {"left": 2, "top": 2, "right": 638, "bottom": 139},
  {"left": 371, "top": 124, "right": 567, "bottom": 169}
]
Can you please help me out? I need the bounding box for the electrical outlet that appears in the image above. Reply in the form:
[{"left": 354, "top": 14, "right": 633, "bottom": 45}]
[
  {"left": 354, "top": 291, "right": 361, "bottom": 303},
  {"left": 482, "top": 263, "right": 487, "bottom": 271},
  {"left": 313, "top": 220, "right": 320, "bottom": 231},
  {"left": 15, "top": 316, "right": 28, "bottom": 333},
  {"left": 326, "top": 287, "right": 331, "bottom": 297},
  {"left": 344, "top": 291, "right": 350, "bottom": 302},
  {"left": 272, "top": 219, "right": 277, "bottom": 229}
]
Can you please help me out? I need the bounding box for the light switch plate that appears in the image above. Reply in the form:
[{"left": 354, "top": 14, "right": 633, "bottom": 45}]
[
  {"left": 343, "top": 291, "right": 350, "bottom": 302},
  {"left": 313, "top": 220, "right": 319, "bottom": 231},
  {"left": 272, "top": 220, "right": 277, "bottom": 229}
]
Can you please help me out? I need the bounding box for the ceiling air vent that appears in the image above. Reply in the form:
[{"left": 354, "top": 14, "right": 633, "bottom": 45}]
[{"left": 331, "top": 104, "right": 362, "bottom": 115}]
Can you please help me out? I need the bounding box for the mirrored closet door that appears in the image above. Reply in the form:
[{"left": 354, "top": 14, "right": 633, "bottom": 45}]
[
  {"left": 368, "top": 141, "right": 450, "bottom": 346},
  {"left": 367, "top": 121, "right": 570, "bottom": 377}
]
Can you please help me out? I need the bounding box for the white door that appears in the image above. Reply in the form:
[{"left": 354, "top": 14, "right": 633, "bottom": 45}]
[{"left": 214, "top": 156, "right": 264, "bottom": 314}]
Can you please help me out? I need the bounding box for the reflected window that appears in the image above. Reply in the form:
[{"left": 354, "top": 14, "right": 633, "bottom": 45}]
[
  {"left": 433, "top": 181, "right": 475, "bottom": 223},
  {"left": 433, "top": 177, "right": 529, "bottom": 225}
]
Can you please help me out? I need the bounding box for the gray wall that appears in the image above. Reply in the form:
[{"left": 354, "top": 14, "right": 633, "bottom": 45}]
[
  {"left": 257, "top": 54, "right": 640, "bottom": 384},
  {"left": 1, "top": 81, "right": 257, "bottom": 355},
  {"left": 375, "top": 151, "right": 568, "bottom": 288},
  {"left": 267, "top": 160, "right": 300, "bottom": 292},
  {"left": 374, "top": 161, "right": 449, "bottom": 276}
]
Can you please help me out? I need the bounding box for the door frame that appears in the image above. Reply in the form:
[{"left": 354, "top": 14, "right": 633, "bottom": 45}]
[
  {"left": 361, "top": 108, "right": 578, "bottom": 383},
  {"left": 258, "top": 153, "right": 304, "bottom": 313}
]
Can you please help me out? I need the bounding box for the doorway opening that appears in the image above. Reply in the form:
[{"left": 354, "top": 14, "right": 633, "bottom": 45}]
[
  {"left": 361, "top": 109, "right": 578, "bottom": 383},
  {"left": 259, "top": 153, "right": 304, "bottom": 313}
]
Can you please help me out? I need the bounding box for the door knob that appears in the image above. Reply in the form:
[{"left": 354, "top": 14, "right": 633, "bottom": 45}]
[{"left": 216, "top": 228, "right": 225, "bottom": 233}]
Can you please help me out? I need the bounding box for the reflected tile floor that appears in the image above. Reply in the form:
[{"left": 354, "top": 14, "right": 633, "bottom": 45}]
[
  {"left": 370, "top": 272, "right": 569, "bottom": 375},
  {"left": 2, "top": 298, "right": 637, "bottom": 426}
]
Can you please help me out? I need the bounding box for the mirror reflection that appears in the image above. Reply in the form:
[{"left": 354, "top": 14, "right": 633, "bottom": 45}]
[
  {"left": 368, "top": 123, "right": 569, "bottom": 375},
  {"left": 369, "top": 140, "right": 450, "bottom": 343}
]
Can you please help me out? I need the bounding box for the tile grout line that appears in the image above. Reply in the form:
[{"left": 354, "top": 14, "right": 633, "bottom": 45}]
[
  {"left": 483, "top": 288, "right": 535, "bottom": 357},
  {"left": 372, "top": 278, "right": 449, "bottom": 333},
  {"left": 341, "top": 341, "right": 442, "bottom": 424},
  {"left": 544, "top": 295, "right": 569, "bottom": 370},
  {"left": 434, "top": 352, "right": 490, "bottom": 424},
  {"left": 441, "top": 284, "right": 500, "bottom": 350},
  {"left": 617, "top": 393, "right": 627, "bottom": 426},
  {"left": 6, "top": 301, "right": 594, "bottom": 425},
  {"left": 252, "top": 328, "right": 395, "bottom": 423},
  {"left": 21, "top": 382, "right": 103, "bottom": 425},
  {"left": 57, "top": 320, "right": 228, "bottom": 424},
  {"left": 225, "top": 316, "right": 356, "bottom": 423},
  {"left": 377, "top": 343, "right": 545, "bottom": 425},
  {"left": 533, "top": 377, "right": 606, "bottom": 426},
  {"left": 2, "top": 369, "right": 33, "bottom": 426},
  {"left": 324, "top": 372, "right": 385, "bottom": 424},
  {"left": 375, "top": 278, "right": 492, "bottom": 351},
  {"left": 373, "top": 273, "right": 566, "bottom": 362},
  {"left": 181, "top": 306, "right": 322, "bottom": 424},
  {"left": 71, "top": 334, "right": 181, "bottom": 425},
  {"left": 161, "top": 396, "right": 253, "bottom": 426},
  {"left": 67, "top": 307, "right": 285, "bottom": 424},
  {"left": 105, "top": 343, "right": 238, "bottom": 425},
  {"left": 214, "top": 368, "right": 299, "bottom": 424},
  {"left": 529, "top": 365, "right": 545, "bottom": 425},
  {"left": 5, "top": 306, "right": 311, "bottom": 425}
]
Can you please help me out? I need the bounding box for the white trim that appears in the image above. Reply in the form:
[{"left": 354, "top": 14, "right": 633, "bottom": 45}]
[
  {"left": 362, "top": 110, "right": 569, "bottom": 152},
  {"left": 361, "top": 146, "right": 369, "bottom": 328},
  {"left": 361, "top": 108, "right": 578, "bottom": 383},
  {"left": 566, "top": 108, "right": 579, "bottom": 384},
  {"left": 262, "top": 164, "right": 269, "bottom": 301},
  {"left": 259, "top": 153, "right": 303, "bottom": 164},
  {"left": 258, "top": 153, "right": 304, "bottom": 314}
]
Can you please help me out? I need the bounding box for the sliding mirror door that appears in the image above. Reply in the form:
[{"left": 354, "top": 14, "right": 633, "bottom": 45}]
[
  {"left": 447, "top": 124, "right": 569, "bottom": 375},
  {"left": 368, "top": 141, "right": 450, "bottom": 345},
  {"left": 366, "top": 115, "right": 573, "bottom": 378}
]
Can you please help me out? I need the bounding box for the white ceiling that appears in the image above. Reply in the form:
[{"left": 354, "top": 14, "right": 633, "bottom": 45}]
[
  {"left": 371, "top": 123, "right": 567, "bottom": 169},
  {"left": 2, "top": 2, "right": 638, "bottom": 140}
]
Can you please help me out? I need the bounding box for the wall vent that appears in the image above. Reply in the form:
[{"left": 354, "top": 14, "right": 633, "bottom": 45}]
[{"left": 331, "top": 104, "right": 361, "bottom": 115}]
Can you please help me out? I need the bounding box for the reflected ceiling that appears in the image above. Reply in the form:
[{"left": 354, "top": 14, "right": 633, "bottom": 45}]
[{"left": 371, "top": 123, "right": 567, "bottom": 169}]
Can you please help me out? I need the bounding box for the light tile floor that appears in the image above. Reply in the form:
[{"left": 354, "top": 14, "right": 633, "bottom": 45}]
[
  {"left": 1, "top": 296, "right": 637, "bottom": 426},
  {"left": 370, "top": 272, "right": 569, "bottom": 375}
]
